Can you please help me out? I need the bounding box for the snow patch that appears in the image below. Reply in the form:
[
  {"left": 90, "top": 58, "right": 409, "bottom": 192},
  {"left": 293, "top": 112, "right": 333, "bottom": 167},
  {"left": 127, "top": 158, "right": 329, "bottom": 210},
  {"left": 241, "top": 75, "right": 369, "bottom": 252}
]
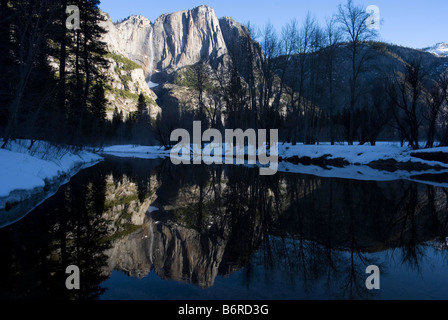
[
  {"left": 101, "top": 143, "right": 448, "bottom": 185},
  {"left": 147, "top": 81, "right": 159, "bottom": 89},
  {"left": 0, "top": 140, "right": 103, "bottom": 210},
  {"left": 424, "top": 42, "right": 448, "bottom": 57}
]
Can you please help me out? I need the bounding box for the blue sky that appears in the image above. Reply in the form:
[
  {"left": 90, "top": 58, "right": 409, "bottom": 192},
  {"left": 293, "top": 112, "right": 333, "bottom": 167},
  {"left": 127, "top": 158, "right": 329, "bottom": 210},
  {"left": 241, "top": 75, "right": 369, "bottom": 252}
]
[{"left": 99, "top": 0, "right": 448, "bottom": 49}]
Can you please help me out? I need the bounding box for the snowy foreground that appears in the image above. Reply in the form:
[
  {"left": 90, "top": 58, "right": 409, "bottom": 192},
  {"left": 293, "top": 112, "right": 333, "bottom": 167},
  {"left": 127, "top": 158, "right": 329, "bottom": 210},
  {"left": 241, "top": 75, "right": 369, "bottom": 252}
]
[
  {"left": 103, "top": 142, "right": 448, "bottom": 187},
  {"left": 0, "top": 140, "right": 102, "bottom": 211}
]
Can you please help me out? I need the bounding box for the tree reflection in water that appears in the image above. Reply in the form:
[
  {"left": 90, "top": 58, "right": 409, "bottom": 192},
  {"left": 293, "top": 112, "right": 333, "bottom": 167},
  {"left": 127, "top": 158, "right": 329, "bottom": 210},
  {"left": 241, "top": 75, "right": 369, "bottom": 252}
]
[
  {"left": 0, "top": 167, "right": 112, "bottom": 300},
  {"left": 147, "top": 160, "right": 448, "bottom": 299},
  {"left": 0, "top": 157, "right": 447, "bottom": 300}
]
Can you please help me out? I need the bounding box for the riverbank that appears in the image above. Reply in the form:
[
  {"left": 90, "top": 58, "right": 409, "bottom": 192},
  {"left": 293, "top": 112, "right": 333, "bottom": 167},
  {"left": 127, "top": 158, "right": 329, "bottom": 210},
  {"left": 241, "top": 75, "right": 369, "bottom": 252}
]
[
  {"left": 278, "top": 143, "right": 448, "bottom": 169},
  {"left": 102, "top": 142, "right": 448, "bottom": 186},
  {"left": 2, "top": 140, "right": 446, "bottom": 213},
  {"left": 103, "top": 142, "right": 448, "bottom": 168},
  {"left": 0, "top": 140, "right": 103, "bottom": 213}
]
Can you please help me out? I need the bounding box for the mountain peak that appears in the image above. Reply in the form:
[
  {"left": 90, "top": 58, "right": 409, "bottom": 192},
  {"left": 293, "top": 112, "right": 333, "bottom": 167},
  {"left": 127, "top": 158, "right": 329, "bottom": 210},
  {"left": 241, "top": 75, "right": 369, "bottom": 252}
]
[
  {"left": 192, "top": 4, "right": 214, "bottom": 12},
  {"left": 115, "top": 15, "right": 152, "bottom": 28},
  {"left": 156, "top": 4, "right": 216, "bottom": 21},
  {"left": 424, "top": 42, "right": 448, "bottom": 57}
]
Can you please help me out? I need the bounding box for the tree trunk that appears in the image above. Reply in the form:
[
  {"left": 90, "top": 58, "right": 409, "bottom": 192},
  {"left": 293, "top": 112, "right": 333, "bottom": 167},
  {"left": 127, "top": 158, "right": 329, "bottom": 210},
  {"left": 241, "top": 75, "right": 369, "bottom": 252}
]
[{"left": 58, "top": 0, "right": 68, "bottom": 141}]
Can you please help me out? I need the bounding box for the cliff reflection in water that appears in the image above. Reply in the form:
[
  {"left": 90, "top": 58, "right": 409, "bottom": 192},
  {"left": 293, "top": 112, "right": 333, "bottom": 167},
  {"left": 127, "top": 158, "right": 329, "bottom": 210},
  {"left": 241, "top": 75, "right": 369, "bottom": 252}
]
[
  {"left": 0, "top": 156, "right": 447, "bottom": 299},
  {"left": 104, "top": 158, "right": 448, "bottom": 296}
]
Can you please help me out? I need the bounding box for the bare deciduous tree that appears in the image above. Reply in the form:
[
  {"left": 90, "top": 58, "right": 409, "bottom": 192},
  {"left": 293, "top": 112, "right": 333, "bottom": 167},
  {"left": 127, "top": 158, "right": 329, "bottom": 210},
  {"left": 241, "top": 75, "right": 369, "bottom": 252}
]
[
  {"left": 438, "top": 74, "right": 448, "bottom": 146},
  {"left": 424, "top": 77, "right": 445, "bottom": 148},
  {"left": 321, "top": 17, "right": 342, "bottom": 145},
  {"left": 337, "top": 0, "right": 377, "bottom": 145},
  {"left": 259, "top": 22, "right": 280, "bottom": 129},
  {"left": 388, "top": 59, "right": 426, "bottom": 150},
  {"left": 2, "top": 0, "right": 52, "bottom": 148}
]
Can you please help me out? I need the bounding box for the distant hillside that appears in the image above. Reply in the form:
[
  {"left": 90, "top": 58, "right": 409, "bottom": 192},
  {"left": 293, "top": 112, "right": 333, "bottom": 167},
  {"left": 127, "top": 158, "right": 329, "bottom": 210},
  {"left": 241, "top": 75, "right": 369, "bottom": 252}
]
[{"left": 275, "top": 41, "right": 448, "bottom": 114}]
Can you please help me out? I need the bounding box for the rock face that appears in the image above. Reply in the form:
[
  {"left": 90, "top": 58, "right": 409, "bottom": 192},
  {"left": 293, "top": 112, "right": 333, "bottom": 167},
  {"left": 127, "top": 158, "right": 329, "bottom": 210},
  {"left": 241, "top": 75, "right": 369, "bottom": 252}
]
[
  {"left": 150, "top": 216, "right": 227, "bottom": 288},
  {"left": 102, "top": 5, "right": 228, "bottom": 78},
  {"left": 106, "top": 214, "right": 228, "bottom": 288},
  {"left": 100, "top": 6, "right": 269, "bottom": 118},
  {"left": 153, "top": 5, "right": 228, "bottom": 72},
  {"left": 102, "top": 15, "right": 154, "bottom": 73},
  {"left": 102, "top": 174, "right": 158, "bottom": 229},
  {"left": 104, "top": 55, "right": 161, "bottom": 119},
  {"left": 219, "top": 17, "right": 265, "bottom": 79}
]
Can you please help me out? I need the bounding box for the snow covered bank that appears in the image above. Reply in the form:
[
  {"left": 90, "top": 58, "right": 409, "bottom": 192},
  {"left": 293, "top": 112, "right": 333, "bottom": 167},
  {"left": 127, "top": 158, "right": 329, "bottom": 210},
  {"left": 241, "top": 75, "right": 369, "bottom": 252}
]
[
  {"left": 277, "top": 163, "right": 448, "bottom": 187},
  {"left": 103, "top": 142, "right": 448, "bottom": 168},
  {"left": 102, "top": 145, "right": 171, "bottom": 159},
  {"left": 278, "top": 143, "right": 448, "bottom": 168},
  {"left": 101, "top": 143, "right": 448, "bottom": 186},
  {"left": 0, "top": 140, "right": 103, "bottom": 213}
]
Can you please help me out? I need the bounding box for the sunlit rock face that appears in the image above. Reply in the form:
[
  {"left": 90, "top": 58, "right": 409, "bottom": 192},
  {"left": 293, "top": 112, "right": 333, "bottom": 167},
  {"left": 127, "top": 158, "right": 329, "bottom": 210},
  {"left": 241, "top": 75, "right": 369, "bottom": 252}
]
[
  {"left": 102, "top": 6, "right": 228, "bottom": 76},
  {"left": 103, "top": 57, "right": 161, "bottom": 119},
  {"left": 152, "top": 5, "right": 228, "bottom": 72},
  {"left": 100, "top": 6, "right": 271, "bottom": 119}
]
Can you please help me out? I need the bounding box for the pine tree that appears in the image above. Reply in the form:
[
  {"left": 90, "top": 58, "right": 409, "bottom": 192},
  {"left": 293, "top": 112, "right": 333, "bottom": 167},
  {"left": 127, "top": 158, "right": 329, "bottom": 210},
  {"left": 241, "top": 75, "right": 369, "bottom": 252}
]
[
  {"left": 1, "top": 0, "right": 64, "bottom": 147},
  {"left": 65, "top": 0, "right": 109, "bottom": 145},
  {"left": 134, "top": 93, "right": 153, "bottom": 145},
  {"left": 90, "top": 82, "right": 107, "bottom": 121},
  {"left": 137, "top": 93, "right": 148, "bottom": 120},
  {"left": 0, "top": 0, "right": 13, "bottom": 136},
  {"left": 52, "top": 0, "right": 70, "bottom": 142},
  {"left": 0, "top": 0, "right": 110, "bottom": 147},
  {"left": 112, "top": 107, "right": 123, "bottom": 128}
]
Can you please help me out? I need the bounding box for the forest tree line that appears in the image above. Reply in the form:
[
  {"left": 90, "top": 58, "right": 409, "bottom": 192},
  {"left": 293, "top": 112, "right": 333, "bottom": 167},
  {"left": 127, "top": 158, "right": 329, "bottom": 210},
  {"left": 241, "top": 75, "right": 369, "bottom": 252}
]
[
  {"left": 0, "top": 0, "right": 112, "bottom": 148},
  {"left": 1, "top": 0, "right": 448, "bottom": 149}
]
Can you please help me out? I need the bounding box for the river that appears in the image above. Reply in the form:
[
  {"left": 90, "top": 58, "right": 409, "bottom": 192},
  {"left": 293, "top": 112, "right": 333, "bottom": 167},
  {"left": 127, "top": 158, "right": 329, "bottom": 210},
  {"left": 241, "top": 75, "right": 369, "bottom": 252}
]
[{"left": 0, "top": 156, "right": 447, "bottom": 300}]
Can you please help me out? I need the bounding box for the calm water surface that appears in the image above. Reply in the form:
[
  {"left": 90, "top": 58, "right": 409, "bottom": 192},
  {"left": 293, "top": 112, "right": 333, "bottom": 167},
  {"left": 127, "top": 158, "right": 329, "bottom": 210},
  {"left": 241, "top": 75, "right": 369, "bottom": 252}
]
[{"left": 0, "top": 156, "right": 447, "bottom": 300}]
